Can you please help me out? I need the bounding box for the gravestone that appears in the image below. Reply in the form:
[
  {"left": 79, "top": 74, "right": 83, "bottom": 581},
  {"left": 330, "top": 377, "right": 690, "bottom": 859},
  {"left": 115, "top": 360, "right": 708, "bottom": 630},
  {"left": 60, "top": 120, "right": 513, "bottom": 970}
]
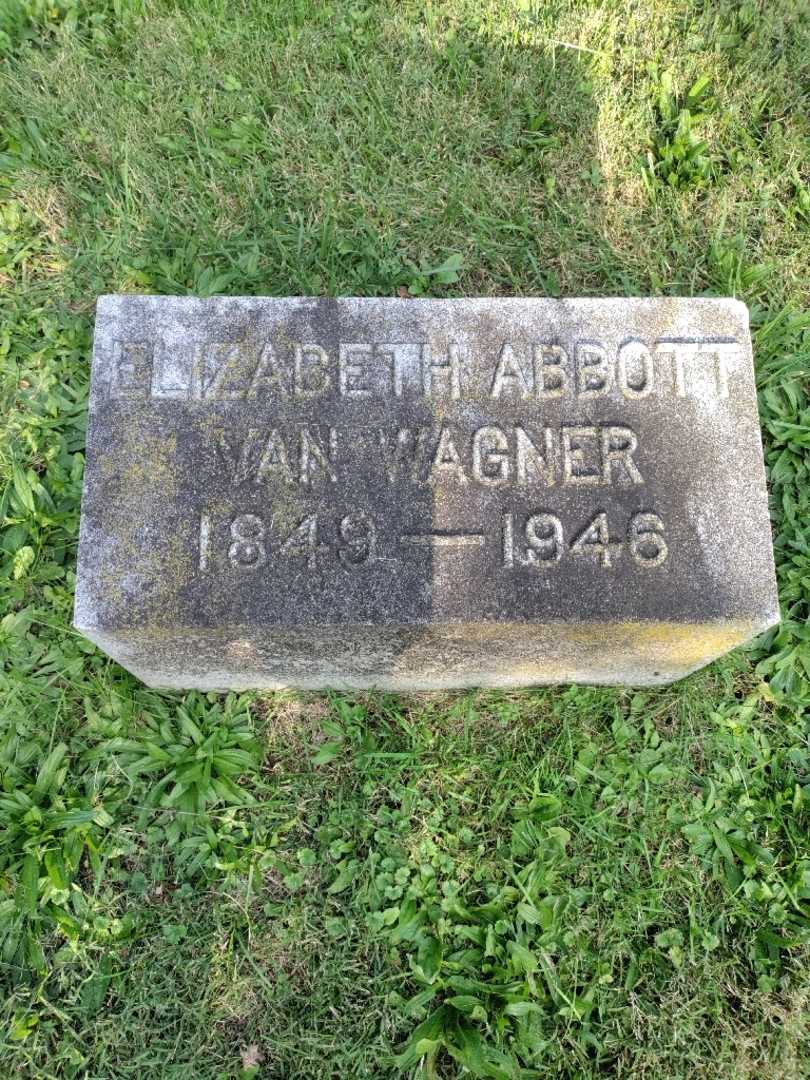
[{"left": 74, "top": 295, "right": 778, "bottom": 690}]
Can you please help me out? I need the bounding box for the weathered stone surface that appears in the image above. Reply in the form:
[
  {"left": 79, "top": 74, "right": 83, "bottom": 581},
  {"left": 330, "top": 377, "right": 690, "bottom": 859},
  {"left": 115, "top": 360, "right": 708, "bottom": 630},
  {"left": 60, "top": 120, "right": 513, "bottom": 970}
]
[{"left": 74, "top": 295, "right": 779, "bottom": 690}]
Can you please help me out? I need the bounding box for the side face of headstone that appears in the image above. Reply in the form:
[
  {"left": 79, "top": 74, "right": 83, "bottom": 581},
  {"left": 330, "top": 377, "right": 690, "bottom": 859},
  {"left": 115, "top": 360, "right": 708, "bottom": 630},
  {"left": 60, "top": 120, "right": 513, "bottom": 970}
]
[{"left": 74, "top": 295, "right": 778, "bottom": 690}]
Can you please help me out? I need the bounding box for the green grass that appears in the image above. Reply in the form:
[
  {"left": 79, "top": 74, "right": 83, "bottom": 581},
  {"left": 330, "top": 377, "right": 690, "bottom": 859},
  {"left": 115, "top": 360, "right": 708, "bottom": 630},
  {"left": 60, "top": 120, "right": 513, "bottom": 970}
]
[{"left": 1, "top": 0, "right": 810, "bottom": 1076}]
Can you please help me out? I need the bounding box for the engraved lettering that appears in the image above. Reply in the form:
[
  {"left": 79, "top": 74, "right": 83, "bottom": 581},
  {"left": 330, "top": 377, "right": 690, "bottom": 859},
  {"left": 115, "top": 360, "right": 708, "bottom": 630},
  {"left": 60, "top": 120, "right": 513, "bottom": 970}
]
[
  {"left": 279, "top": 514, "right": 321, "bottom": 568},
  {"left": 217, "top": 428, "right": 263, "bottom": 486},
  {"left": 378, "top": 427, "right": 427, "bottom": 483},
  {"left": 705, "top": 342, "right": 739, "bottom": 399},
  {"left": 377, "top": 343, "right": 421, "bottom": 397},
  {"left": 198, "top": 513, "right": 211, "bottom": 571},
  {"left": 247, "top": 343, "right": 290, "bottom": 399},
  {"left": 617, "top": 340, "right": 654, "bottom": 399},
  {"left": 337, "top": 513, "right": 376, "bottom": 567},
  {"left": 113, "top": 341, "right": 151, "bottom": 397},
  {"left": 429, "top": 424, "right": 467, "bottom": 484},
  {"left": 294, "top": 344, "right": 331, "bottom": 397},
  {"left": 533, "top": 344, "right": 568, "bottom": 398},
  {"left": 400, "top": 531, "right": 485, "bottom": 548},
  {"left": 422, "top": 343, "right": 462, "bottom": 399},
  {"left": 575, "top": 343, "right": 611, "bottom": 397},
  {"left": 500, "top": 509, "right": 670, "bottom": 573},
  {"left": 299, "top": 426, "right": 338, "bottom": 486},
  {"left": 256, "top": 428, "right": 295, "bottom": 485},
  {"left": 205, "top": 505, "right": 672, "bottom": 576},
  {"left": 502, "top": 512, "right": 515, "bottom": 569},
  {"left": 715, "top": 348, "right": 730, "bottom": 398},
  {"left": 629, "top": 512, "right": 668, "bottom": 566},
  {"left": 191, "top": 343, "right": 238, "bottom": 400},
  {"left": 571, "top": 511, "right": 613, "bottom": 567},
  {"left": 339, "top": 343, "right": 373, "bottom": 398},
  {"left": 516, "top": 426, "right": 555, "bottom": 486},
  {"left": 472, "top": 426, "right": 511, "bottom": 485},
  {"left": 525, "top": 513, "right": 563, "bottom": 564},
  {"left": 656, "top": 341, "right": 698, "bottom": 397},
  {"left": 562, "top": 426, "right": 602, "bottom": 485},
  {"left": 219, "top": 423, "right": 651, "bottom": 491},
  {"left": 490, "top": 344, "right": 531, "bottom": 399},
  {"left": 131, "top": 332, "right": 742, "bottom": 404},
  {"left": 654, "top": 340, "right": 740, "bottom": 400},
  {"left": 601, "top": 426, "right": 643, "bottom": 486},
  {"left": 150, "top": 339, "right": 189, "bottom": 399},
  {"left": 228, "top": 514, "right": 267, "bottom": 569}
]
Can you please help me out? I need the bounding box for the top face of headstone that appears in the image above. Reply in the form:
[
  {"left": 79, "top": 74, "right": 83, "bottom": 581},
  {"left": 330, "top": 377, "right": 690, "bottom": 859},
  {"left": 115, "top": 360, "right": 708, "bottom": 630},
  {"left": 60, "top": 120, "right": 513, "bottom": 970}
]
[{"left": 75, "top": 295, "right": 777, "bottom": 643}]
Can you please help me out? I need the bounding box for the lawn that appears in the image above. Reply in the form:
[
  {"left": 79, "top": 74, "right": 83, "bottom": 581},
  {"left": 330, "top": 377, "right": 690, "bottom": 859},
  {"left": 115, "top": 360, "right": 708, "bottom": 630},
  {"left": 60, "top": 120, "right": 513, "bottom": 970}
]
[{"left": 1, "top": 0, "right": 810, "bottom": 1076}]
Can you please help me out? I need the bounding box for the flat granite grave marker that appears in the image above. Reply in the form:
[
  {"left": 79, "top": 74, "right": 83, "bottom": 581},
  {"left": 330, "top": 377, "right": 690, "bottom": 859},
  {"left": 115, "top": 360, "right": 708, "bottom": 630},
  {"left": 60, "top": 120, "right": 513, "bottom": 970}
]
[{"left": 74, "top": 295, "right": 779, "bottom": 690}]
